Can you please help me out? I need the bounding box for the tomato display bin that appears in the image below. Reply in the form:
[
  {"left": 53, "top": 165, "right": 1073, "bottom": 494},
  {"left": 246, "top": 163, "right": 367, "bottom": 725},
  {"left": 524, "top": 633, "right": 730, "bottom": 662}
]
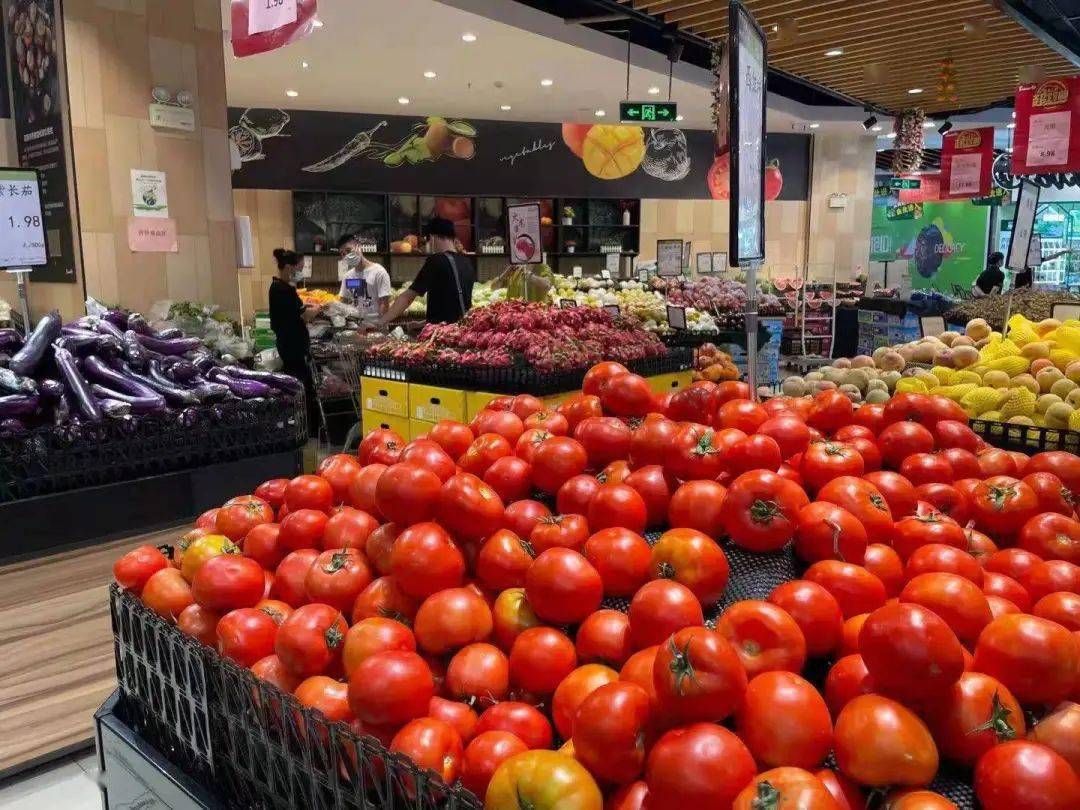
[{"left": 109, "top": 584, "right": 482, "bottom": 810}]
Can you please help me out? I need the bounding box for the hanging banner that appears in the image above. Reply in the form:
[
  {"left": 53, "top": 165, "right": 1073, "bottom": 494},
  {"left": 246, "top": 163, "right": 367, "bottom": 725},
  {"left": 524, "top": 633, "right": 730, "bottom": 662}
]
[
  {"left": 231, "top": 0, "right": 318, "bottom": 58},
  {"left": 940, "top": 127, "right": 994, "bottom": 199},
  {"left": 727, "top": 0, "right": 767, "bottom": 265},
  {"left": 1012, "top": 77, "right": 1080, "bottom": 176}
]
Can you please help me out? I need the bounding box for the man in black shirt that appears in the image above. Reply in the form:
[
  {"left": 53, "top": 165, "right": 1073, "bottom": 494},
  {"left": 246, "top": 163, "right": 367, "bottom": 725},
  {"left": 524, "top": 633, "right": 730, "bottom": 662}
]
[
  {"left": 972, "top": 252, "right": 1005, "bottom": 297},
  {"left": 379, "top": 218, "right": 475, "bottom": 325}
]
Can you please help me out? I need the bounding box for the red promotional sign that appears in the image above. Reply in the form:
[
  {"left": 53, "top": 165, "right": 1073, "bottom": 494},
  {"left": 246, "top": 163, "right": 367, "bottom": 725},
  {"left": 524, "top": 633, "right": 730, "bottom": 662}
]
[
  {"left": 939, "top": 127, "right": 994, "bottom": 199},
  {"left": 1013, "top": 77, "right": 1080, "bottom": 175},
  {"left": 231, "top": 0, "right": 318, "bottom": 58}
]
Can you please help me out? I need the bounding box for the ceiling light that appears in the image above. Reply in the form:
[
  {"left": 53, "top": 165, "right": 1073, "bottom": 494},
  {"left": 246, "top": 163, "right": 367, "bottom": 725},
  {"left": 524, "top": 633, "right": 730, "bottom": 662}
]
[
  {"left": 824, "top": 48, "right": 843, "bottom": 57},
  {"left": 501, "top": 104, "right": 512, "bottom": 111},
  {"left": 871, "top": 125, "right": 882, "bottom": 132},
  {"left": 648, "top": 86, "right": 660, "bottom": 95},
  {"left": 461, "top": 32, "right": 477, "bottom": 42},
  {"left": 863, "top": 115, "right": 878, "bottom": 130},
  {"left": 301, "top": 61, "right": 309, "bottom": 69},
  {"left": 886, "top": 132, "right": 897, "bottom": 139},
  {"left": 423, "top": 71, "right": 437, "bottom": 79},
  {"left": 809, "top": 123, "right": 821, "bottom": 129},
  {"left": 595, "top": 109, "right": 606, "bottom": 117},
  {"left": 938, "top": 120, "right": 953, "bottom": 135},
  {"left": 923, "top": 121, "right": 935, "bottom": 128},
  {"left": 908, "top": 87, "right": 924, "bottom": 94},
  {"left": 312, "top": 19, "right": 323, "bottom": 28},
  {"left": 676, "top": 115, "right": 684, "bottom": 121},
  {"left": 398, "top": 97, "right": 410, "bottom": 105},
  {"left": 540, "top": 78, "right": 554, "bottom": 87},
  {"left": 285, "top": 90, "right": 299, "bottom": 98},
  {"left": 1007, "top": 122, "right": 1016, "bottom": 129}
]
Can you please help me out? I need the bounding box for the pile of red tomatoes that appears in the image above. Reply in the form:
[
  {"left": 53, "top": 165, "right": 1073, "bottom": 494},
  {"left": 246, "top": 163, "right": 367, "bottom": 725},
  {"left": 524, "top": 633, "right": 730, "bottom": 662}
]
[{"left": 113, "top": 364, "right": 1080, "bottom": 810}]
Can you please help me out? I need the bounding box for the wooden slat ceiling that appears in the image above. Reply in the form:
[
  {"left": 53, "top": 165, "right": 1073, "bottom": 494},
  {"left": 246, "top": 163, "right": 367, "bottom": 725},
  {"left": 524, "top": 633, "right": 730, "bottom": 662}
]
[{"left": 623, "top": 0, "right": 1077, "bottom": 113}]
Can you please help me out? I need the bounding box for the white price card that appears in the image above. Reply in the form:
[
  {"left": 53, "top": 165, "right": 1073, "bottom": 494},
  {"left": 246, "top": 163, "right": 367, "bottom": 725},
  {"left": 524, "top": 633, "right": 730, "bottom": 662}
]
[
  {"left": 0, "top": 169, "right": 47, "bottom": 268},
  {"left": 560, "top": 299, "right": 576, "bottom": 309},
  {"left": 605, "top": 251, "right": 620, "bottom": 276},
  {"left": 601, "top": 269, "right": 612, "bottom": 280},
  {"left": 948, "top": 153, "right": 982, "bottom": 196},
  {"left": 603, "top": 304, "right": 621, "bottom": 317},
  {"left": 638, "top": 269, "right": 649, "bottom": 283},
  {"left": 302, "top": 255, "right": 313, "bottom": 278},
  {"left": 572, "top": 266, "right": 583, "bottom": 279},
  {"left": 666, "top": 305, "right": 687, "bottom": 330},
  {"left": 249, "top": 0, "right": 298, "bottom": 35},
  {"left": 1027, "top": 111, "right": 1071, "bottom": 168}
]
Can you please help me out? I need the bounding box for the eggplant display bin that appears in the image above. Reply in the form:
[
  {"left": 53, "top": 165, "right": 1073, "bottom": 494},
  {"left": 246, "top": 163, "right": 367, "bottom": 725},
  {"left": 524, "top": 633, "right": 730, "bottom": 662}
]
[{"left": 110, "top": 585, "right": 482, "bottom": 810}]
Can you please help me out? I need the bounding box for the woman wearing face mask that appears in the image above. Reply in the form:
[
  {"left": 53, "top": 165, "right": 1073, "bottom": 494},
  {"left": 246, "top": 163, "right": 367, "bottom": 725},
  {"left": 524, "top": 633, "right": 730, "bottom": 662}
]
[
  {"left": 269, "top": 248, "right": 319, "bottom": 427},
  {"left": 337, "top": 235, "right": 391, "bottom": 323},
  {"left": 379, "top": 218, "right": 475, "bottom": 325}
]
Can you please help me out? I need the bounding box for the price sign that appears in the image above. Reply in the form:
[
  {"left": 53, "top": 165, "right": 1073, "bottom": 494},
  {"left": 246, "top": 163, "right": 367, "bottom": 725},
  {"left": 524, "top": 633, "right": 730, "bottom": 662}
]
[
  {"left": 605, "top": 251, "right": 619, "bottom": 276},
  {"left": 940, "top": 127, "right": 993, "bottom": 200},
  {"left": 656, "top": 239, "right": 684, "bottom": 277},
  {"left": 572, "top": 266, "right": 583, "bottom": 279},
  {"left": 560, "top": 299, "right": 577, "bottom": 309},
  {"left": 601, "top": 269, "right": 612, "bottom": 280},
  {"left": 712, "top": 252, "right": 728, "bottom": 275},
  {"left": 0, "top": 168, "right": 48, "bottom": 269},
  {"left": 638, "top": 268, "right": 649, "bottom": 283},
  {"left": 1007, "top": 179, "right": 1040, "bottom": 272},
  {"left": 508, "top": 202, "right": 543, "bottom": 264},
  {"left": 603, "top": 304, "right": 621, "bottom": 317},
  {"left": 696, "top": 252, "right": 713, "bottom": 275},
  {"left": 666, "top": 305, "right": 687, "bottom": 330},
  {"left": 248, "top": 0, "right": 298, "bottom": 35},
  {"left": 728, "top": 0, "right": 766, "bottom": 265},
  {"left": 1013, "top": 78, "right": 1080, "bottom": 175}
]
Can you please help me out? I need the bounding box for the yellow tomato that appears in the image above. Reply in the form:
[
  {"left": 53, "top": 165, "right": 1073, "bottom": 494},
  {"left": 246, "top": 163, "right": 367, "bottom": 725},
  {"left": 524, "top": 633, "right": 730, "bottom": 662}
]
[
  {"left": 179, "top": 534, "right": 238, "bottom": 582},
  {"left": 485, "top": 751, "right": 601, "bottom": 810}
]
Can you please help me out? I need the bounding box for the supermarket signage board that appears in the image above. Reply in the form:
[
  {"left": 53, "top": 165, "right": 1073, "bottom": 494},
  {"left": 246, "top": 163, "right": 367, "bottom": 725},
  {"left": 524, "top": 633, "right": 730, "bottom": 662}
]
[
  {"left": 507, "top": 202, "right": 542, "bottom": 264},
  {"left": 620, "top": 101, "right": 677, "bottom": 123},
  {"left": 889, "top": 177, "right": 921, "bottom": 189},
  {"left": 1006, "top": 178, "right": 1040, "bottom": 272},
  {"left": 728, "top": 0, "right": 767, "bottom": 265},
  {"left": 1012, "top": 77, "right": 1080, "bottom": 176},
  {"left": 667, "top": 305, "right": 687, "bottom": 330},
  {"left": 940, "top": 127, "right": 994, "bottom": 199},
  {"left": 656, "top": 239, "right": 684, "bottom": 277},
  {"left": 972, "top": 186, "right": 1009, "bottom": 206},
  {"left": 0, "top": 168, "right": 48, "bottom": 270}
]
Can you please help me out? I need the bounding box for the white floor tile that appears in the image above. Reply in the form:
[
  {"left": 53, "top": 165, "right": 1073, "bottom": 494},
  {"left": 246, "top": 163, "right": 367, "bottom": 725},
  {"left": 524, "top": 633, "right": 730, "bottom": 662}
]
[
  {"left": 0, "top": 758, "right": 100, "bottom": 810},
  {"left": 75, "top": 751, "right": 99, "bottom": 778}
]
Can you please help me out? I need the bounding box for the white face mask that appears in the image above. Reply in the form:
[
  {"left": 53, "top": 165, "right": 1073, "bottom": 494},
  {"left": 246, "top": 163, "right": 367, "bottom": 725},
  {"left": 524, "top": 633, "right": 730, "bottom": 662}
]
[
  {"left": 344, "top": 251, "right": 361, "bottom": 268},
  {"left": 291, "top": 268, "right": 305, "bottom": 282}
]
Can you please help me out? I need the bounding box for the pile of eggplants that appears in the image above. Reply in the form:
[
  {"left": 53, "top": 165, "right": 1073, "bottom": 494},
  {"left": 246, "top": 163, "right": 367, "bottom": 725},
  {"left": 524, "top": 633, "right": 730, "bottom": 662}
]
[{"left": 0, "top": 309, "right": 302, "bottom": 436}]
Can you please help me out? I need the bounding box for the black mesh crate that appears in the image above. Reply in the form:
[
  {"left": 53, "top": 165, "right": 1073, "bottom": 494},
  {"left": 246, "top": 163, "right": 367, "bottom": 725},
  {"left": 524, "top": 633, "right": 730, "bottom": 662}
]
[
  {"left": 109, "top": 585, "right": 482, "bottom": 810},
  {"left": 0, "top": 395, "right": 308, "bottom": 503},
  {"left": 970, "top": 418, "right": 1080, "bottom": 454}
]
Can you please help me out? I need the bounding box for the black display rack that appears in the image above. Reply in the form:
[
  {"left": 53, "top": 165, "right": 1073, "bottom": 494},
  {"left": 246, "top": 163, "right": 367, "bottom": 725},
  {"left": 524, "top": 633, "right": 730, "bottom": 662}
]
[{"left": 970, "top": 418, "right": 1080, "bottom": 454}]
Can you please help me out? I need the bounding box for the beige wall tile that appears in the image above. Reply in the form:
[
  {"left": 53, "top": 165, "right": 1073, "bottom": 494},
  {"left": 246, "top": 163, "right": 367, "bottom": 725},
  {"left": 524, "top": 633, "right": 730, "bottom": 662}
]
[
  {"left": 201, "top": 127, "right": 234, "bottom": 222},
  {"left": 72, "top": 127, "right": 112, "bottom": 230},
  {"left": 145, "top": 0, "right": 195, "bottom": 40},
  {"left": 135, "top": 120, "right": 159, "bottom": 166},
  {"left": 208, "top": 220, "right": 239, "bottom": 311},
  {"left": 195, "top": 31, "right": 227, "bottom": 130},
  {"left": 154, "top": 134, "right": 208, "bottom": 235},
  {"left": 165, "top": 235, "right": 201, "bottom": 300},
  {"left": 65, "top": 18, "right": 87, "bottom": 129},
  {"left": 93, "top": 229, "right": 119, "bottom": 304},
  {"left": 99, "top": 13, "right": 151, "bottom": 119},
  {"left": 193, "top": 0, "right": 220, "bottom": 32},
  {"left": 80, "top": 231, "right": 102, "bottom": 299},
  {"left": 103, "top": 114, "right": 143, "bottom": 217}
]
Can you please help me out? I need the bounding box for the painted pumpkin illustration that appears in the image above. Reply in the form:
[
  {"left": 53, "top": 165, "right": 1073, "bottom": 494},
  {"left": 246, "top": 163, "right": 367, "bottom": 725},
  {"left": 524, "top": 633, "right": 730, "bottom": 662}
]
[{"left": 582, "top": 125, "right": 646, "bottom": 180}]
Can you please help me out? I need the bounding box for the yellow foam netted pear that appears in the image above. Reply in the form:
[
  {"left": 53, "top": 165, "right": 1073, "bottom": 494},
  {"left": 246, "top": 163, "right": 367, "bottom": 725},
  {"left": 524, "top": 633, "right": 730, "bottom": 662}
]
[
  {"left": 937, "top": 383, "right": 978, "bottom": 401},
  {"left": 961, "top": 386, "right": 1004, "bottom": 417},
  {"left": 980, "top": 336, "right": 1022, "bottom": 361},
  {"left": 999, "top": 387, "right": 1037, "bottom": 419},
  {"left": 895, "top": 377, "right": 929, "bottom": 394},
  {"left": 954, "top": 370, "right": 983, "bottom": 385},
  {"left": 1006, "top": 315, "right": 1040, "bottom": 347},
  {"left": 931, "top": 366, "right": 956, "bottom": 385},
  {"left": 981, "top": 410, "right": 1003, "bottom": 422},
  {"left": 1052, "top": 324, "right": 1080, "bottom": 356},
  {"left": 984, "top": 356, "right": 1030, "bottom": 377},
  {"left": 1050, "top": 349, "right": 1077, "bottom": 371}
]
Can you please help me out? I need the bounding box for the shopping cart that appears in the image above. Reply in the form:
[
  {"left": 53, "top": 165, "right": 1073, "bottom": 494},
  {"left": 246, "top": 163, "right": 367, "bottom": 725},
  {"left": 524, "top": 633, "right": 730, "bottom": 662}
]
[{"left": 308, "top": 336, "right": 365, "bottom": 455}]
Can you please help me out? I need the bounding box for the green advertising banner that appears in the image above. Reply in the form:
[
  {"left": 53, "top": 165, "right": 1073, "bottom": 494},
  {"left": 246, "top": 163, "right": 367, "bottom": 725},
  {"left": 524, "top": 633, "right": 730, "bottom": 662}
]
[{"left": 870, "top": 194, "right": 990, "bottom": 292}]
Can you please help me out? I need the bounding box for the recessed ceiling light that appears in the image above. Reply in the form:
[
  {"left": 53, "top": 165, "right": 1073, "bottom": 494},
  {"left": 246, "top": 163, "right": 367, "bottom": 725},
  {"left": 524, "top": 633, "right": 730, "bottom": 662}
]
[
  {"left": 824, "top": 48, "right": 843, "bottom": 57},
  {"left": 540, "top": 78, "right": 554, "bottom": 87},
  {"left": 595, "top": 109, "right": 606, "bottom": 117},
  {"left": 301, "top": 61, "right": 310, "bottom": 69},
  {"left": 648, "top": 86, "right": 660, "bottom": 95},
  {"left": 398, "top": 97, "right": 410, "bottom": 105},
  {"left": 285, "top": 90, "right": 299, "bottom": 98},
  {"left": 312, "top": 19, "right": 323, "bottom": 28},
  {"left": 1007, "top": 122, "right": 1016, "bottom": 129},
  {"left": 423, "top": 71, "right": 437, "bottom": 79},
  {"left": 908, "top": 87, "right": 924, "bottom": 94},
  {"left": 886, "top": 132, "right": 897, "bottom": 139},
  {"left": 676, "top": 115, "right": 684, "bottom": 121},
  {"left": 871, "top": 125, "right": 882, "bottom": 132},
  {"left": 462, "top": 32, "right": 477, "bottom": 42},
  {"left": 809, "top": 123, "right": 821, "bottom": 129},
  {"left": 501, "top": 104, "right": 512, "bottom": 111},
  {"left": 923, "top": 121, "right": 935, "bottom": 128}
]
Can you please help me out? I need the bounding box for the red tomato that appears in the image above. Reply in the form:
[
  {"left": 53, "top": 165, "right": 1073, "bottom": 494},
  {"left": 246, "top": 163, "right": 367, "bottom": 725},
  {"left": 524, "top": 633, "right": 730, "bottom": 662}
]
[
  {"left": 882, "top": 392, "right": 933, "bottom": 427},
  {"left": 341, "top": 616, "right": 416, "bottom": 677},
  {"left": 274, "top": 603, "right": 349, "bottom": 678},
  {"left": 769, "top": 579, "right": 844, "bottom": 657},
  {"left": 629, "top": 414, "right": 679, "bottom": 468},
  {"left": 216, "top": 607, "right": 277, "bottom": 667},
  {"left": 899, "top": 453, "right": 953, "bottom": 487},
  {"left": 928, "top": 671, "right": 1025, "bottom": 766},
  {"left": 1033, "top": 591, "right": 1080, "bottom": 630},
  {"left": 608, "top": 782, "right": 649, "bottom": 810},
  {"left": 482, "top": 456, "right": 533, "bottom": 503},
  {"left": 589, "top": 483, "right": 647, "bottom": 533},
  {"left": 877, "top": 422, "right": 935, "bottom": 469},
  {"left": 852, "top": 403, "right": 886, "bottom": 436},
  {"left": 437, "top": 472, "right": 506, "bottom": 546},
  {"left": 445, "top": 643, "right": 509, "bottom": 706},
  {"left": 975, "top": 740, "right": 1080, "bottom": 810},
  {"left": 270, "top": 549, "right": 318, "bottom": 607},
  {"left": 816, "top": 769, "right": 865, "bottom": 810},
  {"left": 824, "top": 654, "right": 875, "bottom": 717},
  {"left": 476, "top": 529, "right": 533, "bottom": 592},
  {"left": 515, "top": 428, "right": 551, "bottom": 465},
  {"left": 413, "top": 587, "right": 492, "bottom": 656},
  {"left": 216, "top": 497, "right": 274, "bottom": 542},
  {"left": 321, "top": 507, "right": 378, "bottom": 553},
  {"left": 315, "top": 454, "right": 363, "bottom": 504},
  {"left": 818, "top": 476, "right": 895, "bottom": 546},
  {"left": 490, "top": 587, "right": 541, "bottom": 652},
  {"left": 390, "top": 718, "right": 463, "bottom": 784},
  {"left": 834, "top": 695, "right": 938, "bottom": 787},
  {"left": 804, "top": 561, "right": 887, "bottom": 619},
  {"left": 892, "top": 512, "right": 968, "bottom": 561},
  {"left": 758, "top": 414, "right": 812, "bottom": 460},
  {"left": 359, "top": 428, "right": 404, "bottom": 466},
  {"left": 839, "top": 614, "right": 868, "bottom": 657},
  {"left": 284, "top": 474, "right": 334, "bottom": 514},
  {"left": 398, "top": 439, "right": 456, "bottom": 483},
  {"left": 556, "top": 473, "right": 601, "bottom": 516},
  {"left": 717, "top": 399, "right": 768, "bottom": 433},
  {"left": 978, "top": 448, "right": 1019, "bottom": 479},
  {"left": 177, "top": 603, "right": 219, "bottom": 646},
  {"left": 576, "top": 610, "right": 633, "bottom": 668},
  {"left": 460, "top": 731, "right": 528, "bottom": 798},
  {"left": 716, "top": 599, "right": 807, "bottom": 678},
  {"left": 624, "top": 465, "right": 672, "bottom": 529},
  {"left": 987, "top": 547, "right": 1044, "bottom": 581},
  {"left": 250, "top": 654, "right": 301, "bottom": 693},
  {"left": 645, "top": 723, "right": 756, "bottom": 810},
  {"left": 1022, "top": 559, "right": 1080, "bottom": 604},
  {"left": 191, "top": 554, "right": 264, "bottom": 613},
  {"left": 550, "top": 662, "right": 620, "bottom": 739},
  {"left": 558, "top": 394, "right": 603, "bottom": 432},
  {"left": 863, "top": 471, "right": 918, "bottom": 519},
  {"left": 1024, "top": 471, "right": 1076, "bottom": 517},
  {"left": 665, "top": 423, "right": 726, "bottom": 481},
  {"left": 1028, "top": 701, "right": 1080, "bottom": 775},
  {"left": 472, "top": 409, "right": 525, "bottom": 445},
  {"left": 982, "top": 571, "right": 1032, "bottom": 613},
  {"left": 473, "top": 702, "right": 552, "bottom": 750},
  {"left": 304, "top": 548, "right": 372, "bottom": 613},
  {"left": 525, "top": 548, "right": 602, "bottom": 625},
  {"left": 619, "top": 646, "right": 660, "bottom": 710},
  {"left": 390, "top": 522, "right": 465, "bottom": 600},
  {"left": 428, "top": 695, "right": 477, "bottom": 745},
  {"left": 666, "top": 381, "right": 721, "bottom": 424},
  {"left": 859, "top": 602, "right": 964, "bottom": 703},
  {"left": 583, "top": 361, "right": 630, "bottom": 397},
  {"left": 915, "top": 482, "right": 970, "bottom": 525},
  {"left": 195, "top": 508, "right": 219, "bottom": 531},
  {"left": 347, "top": 650, "right": 434, "bottom": 727},
  {"left": 351, "top": 576, "right": 418, "bottom": 625},
  {"left": 294, "top": 675, "right": 352, "bottom": 723},
  {"left": 346, "top": 463, "right": 387, "bottom": 519},
  {"left": 906, "top": 544, "right": 983, "bottom": 585},
  {"left": 459, "top": 433, "right": 513, "bottom": 478},
  {"left": 531, "top": 436, "right": 589, "bottom": 494},
  {"left": 364, "top": 523, "right": 398, "bottom": 576},
  {"left": 114, "top": 544, "right": 169, "bottom": 594},
  {"left": 668, "top": 480, "right": 727, "bottom": 537},
  {"left": 808, "top": 390, "right": 856, "bottom": 434},
  {"left": 1019, "top": 513, "right": 1080, "bottom": 564},
  {"left": 901, "top": 571, "right": 992, "bottom": 646},
  {"left": 574, "top": 681, "right": 652, "bottom": 783},
  {"left": 649, "top": 528, "right": 729, "bottom": 606},
  {"left": 794, "top": 501, "right": 869, "bottom": 564},
  {"left": 601, "top": 373, "right": 655, "bottom": 418},
  {"left": 523, "top": 409, "right": 568, "bottom": 436},
  {"left": 736, "top": 671, "right": 833, "bottom": 769},
  {"left": 970, "top": 478, "right": 1040, "bottom": 538},
  {"left": 974, "top": 614, "right": 1080, "bottom": 705},
  {"left": 933, "top": 419, "right": 982, "bottom": 452},
  {"left": 628, "top": 580, "right": 704, "bottom": 650},
  {"left": 502, "top": 499, "right": 551, "bottom": 540},
  {"left": 575, "top": 416, "right": 632, "bottom": 468},
  {"left": 847, "top": 437, "right": 882, "bottom": 473},
  {"left": 1029, "top": 451, "right": 1080, "bottom": 493},
  {"left": 722, "top": 470, "right": 809, "bottom": 552},
  {"left": 530, "top": 513, "right": 589, "bottom": 553},
  {"left": 510, "top": 394, "right": 544, "bottom": 420},
  {"left": 863, "top": 544, "right": 904, "bottom": 597},
  {"left": 278, "top": 508, "right": 328, "bottom": 553},
  {"left": 583, "top": 527, "right": 652, "bottom": 597},
  {"left": 254, "top": 478, "right": 288, "bottom": 511},
  {"left": 723, "top": 433, "right": 783, "bottom": 478},
  {"left": 653, "top": 626, "right": 747, "bottom": 724},
  {"left": 429, "top": 420, "right": 474, "bottom": 460}
]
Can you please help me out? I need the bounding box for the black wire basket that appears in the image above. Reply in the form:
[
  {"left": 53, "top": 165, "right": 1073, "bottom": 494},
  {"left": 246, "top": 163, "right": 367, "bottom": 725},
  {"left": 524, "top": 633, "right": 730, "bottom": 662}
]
[
  {"left": 109, "top": 584, "right": 482, "bottom": 810},
  {"left": 0, "top": 395, "right": 308, "bottom": 503},
  {"left": 970, "top": 418, "right": 1080, "bottom": 454}
]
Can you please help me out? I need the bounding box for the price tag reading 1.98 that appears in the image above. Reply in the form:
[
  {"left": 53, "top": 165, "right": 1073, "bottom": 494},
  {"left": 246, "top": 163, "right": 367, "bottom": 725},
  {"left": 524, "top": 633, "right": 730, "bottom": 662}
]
[{"left": 0, "top": 169, "right": 48, "bottom": 269}]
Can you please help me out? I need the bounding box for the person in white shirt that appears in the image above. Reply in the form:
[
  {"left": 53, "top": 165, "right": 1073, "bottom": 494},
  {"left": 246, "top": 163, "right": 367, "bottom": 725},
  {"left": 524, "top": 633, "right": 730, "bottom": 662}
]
[{"left": 336, "top": 235, "right": 391, "bottom": 322}]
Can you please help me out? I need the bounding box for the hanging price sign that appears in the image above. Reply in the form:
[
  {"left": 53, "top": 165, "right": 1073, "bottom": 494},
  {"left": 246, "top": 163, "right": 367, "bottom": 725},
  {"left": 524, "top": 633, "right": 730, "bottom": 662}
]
[
  {"left": 940, "top": 127, "right": 994, "bottom": 199},
  {"left": 248, "top": 0, "right": 298, "bottom": 35},
  {"left": 1013, "top": 77, "right": 1080, "bottom": 175}
]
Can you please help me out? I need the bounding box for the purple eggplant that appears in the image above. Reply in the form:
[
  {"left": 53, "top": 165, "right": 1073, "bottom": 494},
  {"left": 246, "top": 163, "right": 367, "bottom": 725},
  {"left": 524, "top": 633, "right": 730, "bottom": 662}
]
[
  {"left": 93, "top": 317, "right": 125, "bottom": 340},
  {"left": 0, "top": 367, "right": 37, "bottom": 396},
  {"left": 190, "top": 352, "right": 217, "bottom": 373},
  {"left": 206, "top": 367, "right": 271, "bottom": 398},
  {"left": 101, "top": 309, "right": 129, "bottom": 329},
  {"left": 122, "top": 362, "right": 198, "bottom": 406},
  {"left": 83, "top": 355, "right": 162, "bottom": 401},
  {"left": 126, "top": 313, "right": 152, "bottom": 335},
  {"left": 90, "top": 384, "right": 165, "bottom": 414},
  {"left": 0, "top": 328, "right": 22, "bottom": 352},
  {"left": 98, "top": 398, "right": 132, "bottom": 418},
  {"left": 0, "top": 417, "right": 26, "bottom": 434},
  {"left": 10, "top": 310, "right": 61, "bottom": 376},
  {"left": 166, "top": 359, "right": 198, "bottom": 382},
  {"left": 54, "top": 344, "right": 102, "bottom": 422},
  {"left": 135, "top": 332, "right": 203, "bottom": 356},
  {"left": 59, "top": 327, "right": 101, "bottom": 353},
  {"left": 0, "top": 393, "right": 39, "bottom": 417},
  {"left": 52, "top": 391, "right": 70, "bottom": 425},
  {"left": 178, "top": 407, "right": 200, "bottom": 428},
  {"left": 222, "top": 365, "right": 303, "bottom": 395},
  {"left": 37, "top": 378, "right": 64, "bottom": 400},
  {"left": 122, "top": 330, "right": 151, "bottom": 367},
  {"left": 95, "top": 335, "right": 124, "bottom": 358},
  {"left": 190, "top": 381, "right": 229, "bottom": 403},
  {"left": 156, "top": 328, "right": 183, "bottom": 340}
]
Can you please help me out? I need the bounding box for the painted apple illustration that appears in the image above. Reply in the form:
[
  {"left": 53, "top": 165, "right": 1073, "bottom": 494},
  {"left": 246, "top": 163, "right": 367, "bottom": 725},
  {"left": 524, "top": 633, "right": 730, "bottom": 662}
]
[
  {"left": 765, "top": 160, "right": 784, "bottom": 200},
  {"left": 707, "top": 152, "right": 784, "bottom": 201},
  {"left": 562, "top": 123, "right": 594, "bottom": 158},
  {"left": 515, "top": 233, "right": 536, "bottom": 261}
]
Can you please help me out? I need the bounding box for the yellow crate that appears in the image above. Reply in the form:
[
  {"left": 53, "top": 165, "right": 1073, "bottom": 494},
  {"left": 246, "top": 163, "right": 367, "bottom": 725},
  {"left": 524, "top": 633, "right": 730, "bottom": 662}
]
[
  {"left": 542, "top": 390, "right": 579, "bottom": 409},
  {"left": 466, "top": 391, "right": 503, "bottom": 420},
  {"left": 361, "top": 409, "right": 410, "bottom": 438},
  {"left": 360, "top": 377, "right": 409, "bottom": 417},
  {"left": 409, "top": 418, "right": 437, "bottom": 441},
  {"left": 409, "top": 383, "right": 467, "bottom": 423},
  {"left": 647, "top": 371, "right": 693, "bottom": 395}
]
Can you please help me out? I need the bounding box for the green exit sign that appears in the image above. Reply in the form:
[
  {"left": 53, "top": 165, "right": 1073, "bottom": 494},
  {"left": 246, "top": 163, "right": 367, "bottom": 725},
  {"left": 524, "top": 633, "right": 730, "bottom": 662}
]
[
  {"left": 889, "top": 177, "right": 921, "bottom": 189},
  {"left": 620, "top": 101, "right": 677, "bottom": 123}
]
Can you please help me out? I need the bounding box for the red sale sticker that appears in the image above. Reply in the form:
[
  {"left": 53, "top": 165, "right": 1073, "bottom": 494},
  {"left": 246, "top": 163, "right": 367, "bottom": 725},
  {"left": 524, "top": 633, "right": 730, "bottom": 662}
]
[{"left": 1013, "top": 77, "right": 1080, "bottom": 175}]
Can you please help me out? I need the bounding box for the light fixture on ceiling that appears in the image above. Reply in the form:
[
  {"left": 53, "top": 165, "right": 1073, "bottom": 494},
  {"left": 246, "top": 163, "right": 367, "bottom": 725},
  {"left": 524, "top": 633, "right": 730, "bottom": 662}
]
[
  {"left": 540, "top": 78, "right": 554, "bottom": 87},
  {"left": 676, "top": 115, "right": 684, "bottom": 121},
  {"left": 862, "top": 115, "right": 878, "bottom": 130},
  {"left": 398, "top": 97, "right": 410, "bottom": 105},
  {"left": 1007, "top": 122, "right": 1016, "bottom": 129},
  {"left": 824, "top": 48, "right": 843, "bottom": 57},
  {"left": 938, "top": 120, "right": 953, "bottom": 135},
  {"left": 809, "top": 122, "right": 821, "bottom": 129},
  {"left": 908, "top": 87, "right": 924, "bottom": 94},
  {"left": 461, "top": 32, "right": 477, "bottom": 42},
  {"left": 595, "top": 109, "right": 606, "bottom": 117},
  {"left": 312, "top": 19, "right": 323, "bottom": 28},
  {"left": 285, "top": 90, "right": 299, "bottom": 98},
  {"left": 871, "top": 125, "right": 882, "bottom": 132},
  {"left": 423, "top": 71, "right": 437, "bottom": 79},
  {"left": 923, "top": 121, "right": 935, "bottom": 129},
  {"left": 648, "top": 86, "right": 660, "bottom": 95},
  {"left": 886, "top": 132, "right": 897, "bottom": 139},
  {"left": 501, "top": 105, "right": 512, "bottom": 111},
  {"left": 301, "top": 61, "right": 310, "bottom": 69}
]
